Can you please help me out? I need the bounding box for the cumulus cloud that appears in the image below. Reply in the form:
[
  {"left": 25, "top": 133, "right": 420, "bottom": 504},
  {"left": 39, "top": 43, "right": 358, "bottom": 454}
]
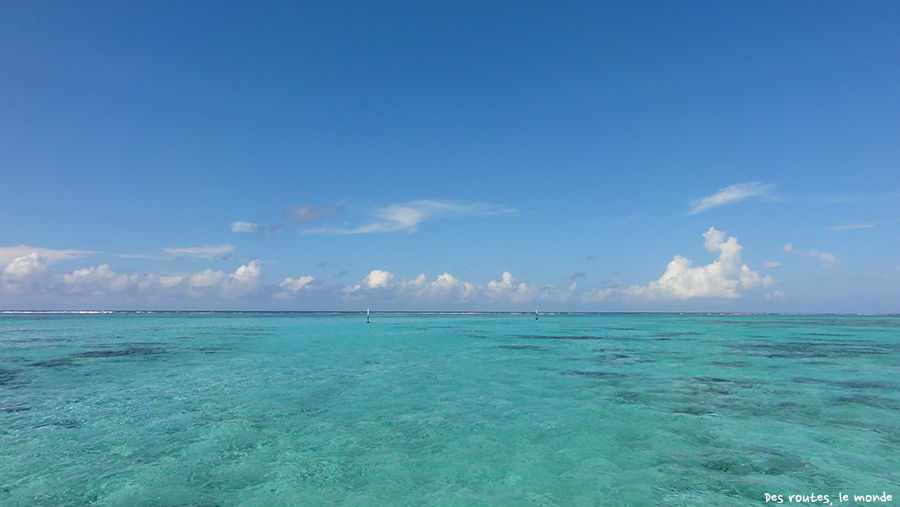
[
  {"left": 0, "top": 245, "right": 95, "bottom": 266},
  {"left": 486, "top": 271, "right": 536, "bottom": 303},
  {"left": 3, "top": 253, "right": 48, "bottom": 279},
  {"left": 231, "top": 221, "right": 281, "bottom": 236},
  {"left": 0, "top": 250, "right": 268, "bottom": 301},
  {"left": 2, "top": 253, "right": 50, "bottom": 293},
  {"left": 689, "top": 182, "right": 775, "bottom": 215},
  {"left": 538, "top": 283, "right": 577, "bottom": 303},
  {"left": 187, "top": 260, "right": 263, "bottom": 297},
  {"left": 336, "top": 270, "right": 572, "bottom": 305},
  {"left": 581, "top": 287, "right": 615, "bottom": 303},
  {"left": 624, "top": 227, "right": 774, "bottom": 300},
  {"left": 1, "top": 251, "right": 177, "bottom": 297},
  {"left": 399, "top": 272, "right": 479, "bottom": 301},
  {"left": 64, "top": 265, "right": 140, "bottom": 294},
  {"left": 305, "top": 200, "right": 513, "bottom": 235},
  {"left": 164, "top": 244, "right": 235, "bottom": 260},
  {"left": 138, "top": 273, "right": 186, "bottom": 291},
  {"left": 38, "top": 261, "right": 264, "bottom": 298},
  {"left": 762, "top": 260, "right": 780, "bottom": 269},
  {"left": 272, "top": 275, "right": 320, "bottom": 300},
  {"left": 285, "top": 204, "right": 344, "bottom": 223},
  {"left": 344, "top": 269, "right": 395, "bottom": 293},
  {"left": 431, "top": 273, "right": 477, "bottom": 300},
  {"left": 783, "top": 243, "right": 840, "bottom": 267},
  {"left": 341, "top": 270, "right": 494, "bottom": 303}
]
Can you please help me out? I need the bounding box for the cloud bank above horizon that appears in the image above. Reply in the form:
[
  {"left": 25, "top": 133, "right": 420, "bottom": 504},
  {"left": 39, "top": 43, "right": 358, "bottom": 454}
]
[{"left": 1, "top": 227, "right": 779, "bottom": 308}]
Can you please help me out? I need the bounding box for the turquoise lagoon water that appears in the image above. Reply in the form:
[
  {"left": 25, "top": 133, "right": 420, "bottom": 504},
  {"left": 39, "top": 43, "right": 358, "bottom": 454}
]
[{"left": 1, "top": 312, "right": 898, "bottom": 506}]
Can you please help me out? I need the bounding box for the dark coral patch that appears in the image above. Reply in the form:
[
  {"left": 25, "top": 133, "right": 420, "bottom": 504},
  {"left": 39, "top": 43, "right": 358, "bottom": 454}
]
[
  {"left": 498, "top": 345, "right": 546, "bottom": 351},
  {"left": 26, "top": 358, "right": 74, "bottom": 368},
  {"left": 0, "top": 368, "right": 27, "bottom": 388},
  {"left": 515, "top": 334, "right": 606, "bottom": 340},
  {"left": 562, "top": 370, "right": 632, "bottom": 378},
  {"left": 0, "top": 403, "right": 30, "bottom": 412},
  {"left": 72, "top": 347, "right": 167, "bottom": 358}
]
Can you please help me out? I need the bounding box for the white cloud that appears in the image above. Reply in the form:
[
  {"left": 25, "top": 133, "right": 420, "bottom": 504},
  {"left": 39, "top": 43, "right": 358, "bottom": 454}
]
[
  {"left": 304, "top": 200, "right": 513, "bottom": 235},
  {"left": 826, "top": 222, "right": 878, "bottom": 231},
  {"left": 187, "top": 260, "right": 262, "bottom": 297},
  {"left": 64, "top": 265, "right": 140, "bottom": 294},
  {"left": 280, "top": 276, "right": 315, "bottom": 292},
  {"left": 538, "top": 283, "right": 577, "bottom": 303},
  {"left": 114, "top": 253, "right": 173, "bottom": 260},
  {"left": 2, "top": 253, "right": 50, "bottom": 293},
  {"left": 485, "top": 271, "right": 516, "bottom": 299},
  {"left": 285, "top": 204, "right": 344, "bottom": 223},
  {"left": 429, "top": 272, "right": 478, "bottom": 301},
  {"left": 0, "top": 251, "right": 266, "bottom": 300},
  {"left": 581, "top": 287, "right": 615, "bottom": 303},
  {"left": 164, "top": 244, "right": 235, "bottom": 260},
  {"left": 485, "top": 271, "right": 537, "bottom": 303},
  {"left": 624, "top": 227, "right": 774, "bottom": 300},
  {"left": 231, "top": 221, "right": 281, "bottom": 236},
  {"left": 231, "top": 221, "right": 259, "bottom": 233},
  {"left": 187, "top": 269, "right": 227, "bottom": 289},
  {"left": 762, "top": 260, "right": 780, "bottom": 269},
  {"left": 3, "top": 253, "right": 48, "bottom": 280},
  {"left": 766, "top": 290, "right": 785, "bottom": 300},
  {"left": 344, "top": 269, "right": 396, "bottom": 293},
  {"left": 45, "top": 261, "right": 263, "bottom": 298},
  {"left": 398, "top": 272, "right": 480, "bottom": 302},
  {"left": 0, "top": 245, "right": 96, "bottom": 266},
  {"left": 689, "top": 182, "right": 775, "bottom": 215},
  {"left": 138, "top": 273, "right": 186, "bottom": 291},
  {"left": 343, "top": 270, "right": 509, "bottom": 303},
  {"left": 783, "top": 243, "right": 840, "bottom": 267},
  {"left": 432, "top": 272, "right": 460, "bottom": 292}
]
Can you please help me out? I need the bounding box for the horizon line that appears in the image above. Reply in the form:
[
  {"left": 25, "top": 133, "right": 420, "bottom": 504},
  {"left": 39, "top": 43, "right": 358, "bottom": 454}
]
[{"left": 2, "top": 310, "right": 898, "bottom": 316}]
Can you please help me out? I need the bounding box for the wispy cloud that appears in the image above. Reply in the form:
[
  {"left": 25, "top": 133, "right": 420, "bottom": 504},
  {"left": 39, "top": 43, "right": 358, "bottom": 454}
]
[
  {"left": 304, "top": 200, "right": 514, "bottom": 235},
  {"left": 279, "top": 276, "right": 315, "bottom": 292},
  {"left": 783, "top": 243, "right": 840, "bottom": 267},
  {"left": 689, "top": 182, "right": 775, "bottom": 215},
  {"left": 826, "top": 222, "right": 878, "bottom": 231},
  {"left": 0, "top": 245, "right": 96, "bottom": 265},
  {"left": 230, "top": 221, "right": 282, "bottom": 236},
  {"left": 164, "top": 244, "right": 235, "bottom": 260},
  {"left": 285, "top": 204, "right": 344, "bottom": 224},
  {"left": 114, "top": 253, "right": 173, "bottom": 261}
]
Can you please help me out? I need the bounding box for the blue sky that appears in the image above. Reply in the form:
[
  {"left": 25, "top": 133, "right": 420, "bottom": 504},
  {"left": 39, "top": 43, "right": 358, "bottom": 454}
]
[{"left": 2, "top": 1, "right": 898, "bottom": 312}]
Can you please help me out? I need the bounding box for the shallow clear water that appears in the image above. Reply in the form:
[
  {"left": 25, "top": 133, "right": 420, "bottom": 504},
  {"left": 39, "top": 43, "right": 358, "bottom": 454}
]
[{"left": 1, "top": 312, "right": 898, "bottom": 506}]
